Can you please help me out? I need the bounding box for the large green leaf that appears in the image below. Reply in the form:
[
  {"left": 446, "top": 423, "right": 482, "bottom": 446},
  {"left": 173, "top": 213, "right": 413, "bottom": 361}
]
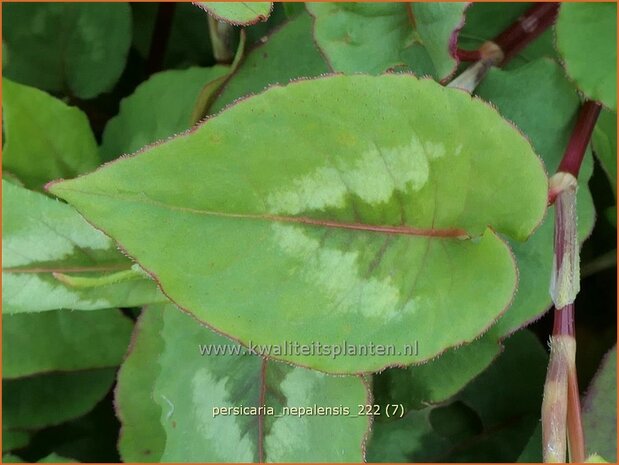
[
  {"left": 3, "top": 310, "right": 132, "bottom": 379},
  {"left": 196, "top": 2, "right": 273, "bottom": 26},
  {"left": 592, "top": 109, "right": 618, "bottom": 197},
  {"left": 3, "top": 369, "right": 115, "bottom": 430},
  {"left": 211, "top": 11, "right": 330, "bottom": 113},
  {"left": 306, "top": 3, "right": 468, "bottom": 80},
  {"left": 2, "top": 79, "right": 99, "bottom": 191},
  {"left": 583, "top": 346, "right": 617, "bottom": 462},
  {"left": 154, "top": 304, "right": 370, "bottom": 462},
  {"left": 49, "top": 75, "right": 548, "bottom": 373},
  {"left": 368, "top": 330, "right": 548, "bottom": 462},
  {"left": 101, "top": 66, "right": 229, "bottom": 161},
  {"left": 116, "top": 308, "right": 166, "bottom": 463},
  {"left": 2, "top": 181, "right": 165, "bottom": 313},
  {"left": 555, "top": 3, "right": 617, "bottom": 111},
  {"left": 2, "top": 3, "right": 131, "bottom": 99}
]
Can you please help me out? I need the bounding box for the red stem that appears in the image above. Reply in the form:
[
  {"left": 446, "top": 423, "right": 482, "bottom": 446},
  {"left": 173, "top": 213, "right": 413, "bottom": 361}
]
[
  {"left": 455, "top": 48, "right": 481, "bottom": 62},
  {"left": 558, "top": 101, "right": 603, "bottom": 178},
  {"left": 553, "top": 303, "right": 575, "bottom": 337},
  {"left": 493, "top": 3, "right": 559, "bottom": 65}
]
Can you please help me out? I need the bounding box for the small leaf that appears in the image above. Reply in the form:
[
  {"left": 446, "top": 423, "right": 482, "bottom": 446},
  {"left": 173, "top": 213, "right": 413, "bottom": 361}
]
[
  {"left": 592, "top": 109, "right": 618, "bottom": 197},
  {"left": 555, "top": 3, "right": 617, "bottom": 110},
  {"left": 2, "top": 79, "right": 99, "bottom": 191},
  {"left": 211, "top": 10, "right": 330, "bottom": 113},
  {"left": 38, "top": 454, "right": 78, "bottom": 463},
  {"left": 49, "top": 75, "right": 548, "bottom": 373},
  {"left": 2, "top": 181, "right": 165, "bottom": 313},
  {"left": 101, "top": 66, "right": 229, "bottom": 161},
  {"left": 3, "top": 369, "right": 116, "bottom": 430},
  {"left": 196, "top": 2, "right": 273, "bottom": 26},
  {"left": 306, "top": 3, "right": 468, "bottom": 80},
  {"left": 2, "top": 3, "right": 131, "bottom": 99},
  {"left": 153, "top": 304, "right": 370, "bottom": 462},
  {"left": 583, "top": 346, "right": 617, "bottom": 462},
  {"left": 3, "top": 310, "right": 132, "bottom": 379}
]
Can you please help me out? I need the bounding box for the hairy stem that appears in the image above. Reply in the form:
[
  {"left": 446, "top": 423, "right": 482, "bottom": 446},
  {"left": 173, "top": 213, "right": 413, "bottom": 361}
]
[{"left": 542, "top": 100, "right": 602, "bottom": 462}]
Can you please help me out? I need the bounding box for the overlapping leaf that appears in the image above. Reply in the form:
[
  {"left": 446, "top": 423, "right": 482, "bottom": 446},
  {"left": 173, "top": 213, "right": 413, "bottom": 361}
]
[
  {"left": 592, "top": 109, "right": 618, "bottom": 197},
  {"left": 583, "top": 346, "right": 617, "bottom": 462},
  {"left": 368, "top": 330, "right": 548, "bottom": 462},
  {"left": 3, "top": 369, "right": 116, "bottom": 430},
  {"left": 3, "top": 80, "right": 99, "bottom": 191},
  {"left": 3, "top": 310, "right": 132, "bottom": 379},
  {"left": 306, "top": 3, "right": 467, "bottom": 80},
  {"left": 50, "top": 75, "right": 547, "bottom": 373},
  {"left": 2, "top": 181, "right": 165, "bottom": 313},
  {"left": 101, "top": 67, "right": 229, "bottom": 160},
  {"left": 2, "top": 3, "right": 131, "bottom": 99},
  {"left": 117, "top": 304, "right": 370, "bottom": 462},
  {"left": 555, "top": 3, "right": 617, "bottom": 111},
  {"left": 196, "top": 2, "right": 273, "bottom": 26},
  {"left": 211, "top": 11, "right": 329, "bottom": 113}
]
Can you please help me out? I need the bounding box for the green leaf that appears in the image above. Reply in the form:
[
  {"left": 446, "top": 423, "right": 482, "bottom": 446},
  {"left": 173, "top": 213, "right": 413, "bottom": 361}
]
[
  {"left": 2, "top": 429, "right": 30, "bottom": 452},
  {"left": 3, "top": 369, "right": 115, "bottom": 430},
  {"left": 211, "top": 11, "right": 330, "bottom": 113},
  {"left": 2, "top": 181, "right": 165, "bottom": 313},
  {"left": 368, "top": 330, "right": 547, "bottom": 462},
  {"left": 458, "top": 3, "right": 558, "bottom": 69},
  {"left": 592, "top": 109, "right": 618, "bottom": 197},
  {"left": 555, "top": 3, "right": 617, "bottom": 111},
  {"left": 583, "top": 346, "right": 617, "bottom": 462},
  {"left": 153, "top": 304, "right": 370, "bottom": 462},
  {"left": 3, "top": 454, "right": 24, "bottom": 463},
  {"left": 306, "top": 3, "right": 468, "bottom": 80},
  {"left": 2, "top": 3, "right": 131, "bottom": 99},
  {"left": 385, "top": 332, "right": 501, "bottom": 409},
  {"left": 476, "top": 58, "right": 596, "bottom": 335},
  {"left": 116, "top": 308, "right": 166, "bottom": 463},
  {"left": 586, "top": 454, "right": 611, "bottom": 463},
  {"left": 2, "top": 79, "right": 99, "bottom": 191},
  {"left": 196, "top": 2, "right": 273, "bottom": 26},
  {"left": 101, "top": 66, "right": 229, "bottom": 161},
  {"left": 38, "top": 454, "right": 78, "bottom": 463},
  {"left": 3, "top": 310, "right": 132, "bottom": 379},
  {"left": 48, "top": 75, "right": 548, "bottom": 373}
]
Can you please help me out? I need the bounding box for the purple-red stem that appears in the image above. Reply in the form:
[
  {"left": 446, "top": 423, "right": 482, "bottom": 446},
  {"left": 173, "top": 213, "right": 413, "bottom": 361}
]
[
  {"left": 456, "top": 3, "right": 559, "bottom": 66},
  {"left": 557, "top": 101, "right": 603, "bottom": 178},
  {"left": 146, "top": 3, "right": 176, "bottom": 75}
]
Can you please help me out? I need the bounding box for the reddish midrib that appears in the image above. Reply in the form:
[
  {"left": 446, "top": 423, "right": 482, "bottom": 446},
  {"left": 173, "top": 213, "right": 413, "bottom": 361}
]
[
  {"left": 257, "top": 358, "right": 268, "bottom": 463},
  {"left": 269, "top": 215, "right": 468, "bottom": 238}
]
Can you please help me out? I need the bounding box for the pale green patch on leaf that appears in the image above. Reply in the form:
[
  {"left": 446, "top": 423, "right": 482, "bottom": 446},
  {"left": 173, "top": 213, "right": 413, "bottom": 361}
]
[
  {"left": 211, "top": 11, "right": 330, "bottom": 113},
  {"left": 2, "top": 181, "right": 165, "bottom": 313},
  {"left": 2, "top": 3, "right": 131, "bottom": 99},
  {"left": 3, "top": 368, "right": 116, "bottom": 430},
  {"left": 102, "top": 67, "right": 229, "bottom": 161},
  {"left": 583, "top": 346, "right": 617, "bottom": 462},
  {"left": 153, "top": 304, "right": 370, "bottom": 462},
  {"left": 586, "top": 454, "right": 610, "bottom": 463},
  {"left": 196, "top": 2, "right": 273, "bottom": 26},
  {"left": 49, "top": 75, "right": 548, "bottom": 373},
  {"left": 38, "top": 454, "right": 78, "bottom": 463},
  {"left": 555, "top": 3, "right": 617, "bottom": 111},
  {"left": 3, "top": 309, "right": 132, "bottom": 378},
  {"left": 592, "top": 109, "right": 618, "bottom": 197},
  {"left": 306, "top": 3, "right": 468, "bottom": 80},
  {"left": 2, "top": 79, "right": 99, "bottom": 191}
]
